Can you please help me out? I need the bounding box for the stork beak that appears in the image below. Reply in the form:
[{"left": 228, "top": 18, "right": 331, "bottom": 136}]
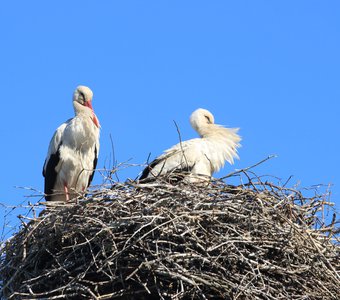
[
  {"left": 84, "top": 100, "right": 94, "bottom": 110},
  {"left": 85, "top": 100, "right": 100, "bottom": 128},
  {"left": 92, "top": 114, "right": 100, "bottom": 128}
]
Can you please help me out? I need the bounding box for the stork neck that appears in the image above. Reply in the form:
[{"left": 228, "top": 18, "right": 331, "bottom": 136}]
[
  {"left": 198, "top": 124, "right": 228, "bottom": 139},
  {"left": 196, "top": 124, "right": 215, "bottom": 138},
  {"left": 73, "top": 101, "right": 93, "bottom": 117}
]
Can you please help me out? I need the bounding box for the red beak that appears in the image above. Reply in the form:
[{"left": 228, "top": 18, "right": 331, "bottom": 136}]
[
  {"left": 85, "top": 100, "right": 100, "bottom": 128},
  {"left": 84, "top": 100, "right": 94, "bottom": 110}
]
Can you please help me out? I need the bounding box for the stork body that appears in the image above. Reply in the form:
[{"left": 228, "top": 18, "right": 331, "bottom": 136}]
[
  {"left": 140, "top": 108, "right": 241, "bottom": 182},
  {"left": 43, "top": 86, "right": 100, "bottom": 201}
]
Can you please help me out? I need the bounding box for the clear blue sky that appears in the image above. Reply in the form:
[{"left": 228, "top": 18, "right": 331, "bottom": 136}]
[{"left": 1, "top": 1, "right": 339, "bottom": 238}]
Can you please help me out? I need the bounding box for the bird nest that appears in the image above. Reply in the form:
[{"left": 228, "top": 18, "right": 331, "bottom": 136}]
[{"left": 1, "top": 171, "right": 339, "bottom": 300}]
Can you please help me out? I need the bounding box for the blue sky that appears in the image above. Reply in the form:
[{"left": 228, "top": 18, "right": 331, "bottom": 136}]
[{"left": 1, "top": 1, "right": 339, "bottom": 238}]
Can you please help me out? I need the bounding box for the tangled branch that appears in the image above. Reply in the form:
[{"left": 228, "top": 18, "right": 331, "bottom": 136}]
[{"left": 1, "top": 171, "right": 339, "bottom": 299}]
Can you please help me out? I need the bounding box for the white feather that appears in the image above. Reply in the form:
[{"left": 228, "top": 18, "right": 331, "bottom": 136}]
[
  {"left": 141, "top": 108, "right": 241, "bottom": 181},
  {"left": 43, "top": 86, "right": 100, "bottom": 201},
  {"left": 55, "top": 116, "right": 99, "bottom": 192}
]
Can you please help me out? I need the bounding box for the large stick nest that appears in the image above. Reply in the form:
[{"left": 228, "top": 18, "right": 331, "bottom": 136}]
[{"left": 1, "top": 172, "right": 339, "bottom": 299}]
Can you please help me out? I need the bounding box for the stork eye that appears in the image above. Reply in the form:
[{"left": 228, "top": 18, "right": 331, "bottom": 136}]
[{"left": 205, "top": 115, "right": 212, "bottom": 124}]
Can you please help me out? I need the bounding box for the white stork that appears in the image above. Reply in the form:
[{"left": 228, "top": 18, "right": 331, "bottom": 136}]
[
  {"left": 139, "top": 108, "right": 241, "bottom": 182},
  {"left": 42, "top": 86, "right": 100, "bottom": 201}
]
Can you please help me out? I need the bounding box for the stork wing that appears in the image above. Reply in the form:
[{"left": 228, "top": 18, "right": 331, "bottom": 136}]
[
  {"left": 87, "top": 144, "right": 98, "bottom": 187},
  {"left": 42, "top": 121, "right": 69, "bottom": 176},
  {"left": 139, "top": 139, "right": 202, "bottom": 180},
  {"left": 42, "top": 121, "right": 69, "bottom": 200}
]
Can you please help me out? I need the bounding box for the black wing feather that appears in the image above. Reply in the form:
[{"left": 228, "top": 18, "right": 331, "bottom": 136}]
[
  {"left": 43, "top": 144, "right": 61, "bottom": 201},
  {"left": 139, "top": 157, "right": 165, "bottom": 180},
  {"left": 139, "top": 156, "right": 194, "bottom": 180},
  {"left": 87, "top": 146, "right": 98, "bottom": 187}
]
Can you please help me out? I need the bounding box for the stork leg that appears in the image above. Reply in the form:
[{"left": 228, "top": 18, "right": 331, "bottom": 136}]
[{"left": 64, "top": 184, "right": 70, "bottom": 202}]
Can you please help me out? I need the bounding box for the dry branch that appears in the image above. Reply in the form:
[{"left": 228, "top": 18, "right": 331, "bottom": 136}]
[{"left": 0, "top": 171, "right": 339, "bottom": 299}]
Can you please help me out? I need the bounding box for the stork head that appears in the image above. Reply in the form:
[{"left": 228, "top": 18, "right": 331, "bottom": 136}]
[
  {"left": 73, "top": 85, "right": 93, "bottom": 106},
  {"left": 190, "top": 108, "right": 215, "bottom": 137},
  {"left": 73, "top": 86, "right": 100, "bottom": 128}
]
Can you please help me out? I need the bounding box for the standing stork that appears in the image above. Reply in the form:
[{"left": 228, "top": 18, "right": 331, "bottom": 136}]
[
  {"left": 139, "top": 108, "right": 241, "bottom": 182},
  {"left": 42, "top": 86, "right": 100, "bottom": 201}
]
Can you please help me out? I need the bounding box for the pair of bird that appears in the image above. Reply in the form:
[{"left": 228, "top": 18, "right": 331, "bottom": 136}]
[{"left": 43, "top": 86, "right": 241, "bottom": 202}]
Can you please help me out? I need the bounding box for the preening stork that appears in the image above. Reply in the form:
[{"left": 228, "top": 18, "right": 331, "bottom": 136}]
[
  {"left": 42, "top": 86, "right": 100, "bottom": 201},
  {"left": 140, "top": 108, "right": 241, "bottom": 182}
]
